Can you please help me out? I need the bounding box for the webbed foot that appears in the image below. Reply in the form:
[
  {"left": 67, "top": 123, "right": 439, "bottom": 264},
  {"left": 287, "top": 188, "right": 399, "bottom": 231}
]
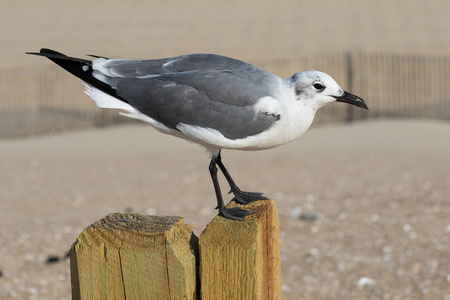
[
  {"left": 219, "top": 206, "right": 255, "bottom": 221},
  {"left": 230, "top": 188, "right": 269, "bottom": 205}
]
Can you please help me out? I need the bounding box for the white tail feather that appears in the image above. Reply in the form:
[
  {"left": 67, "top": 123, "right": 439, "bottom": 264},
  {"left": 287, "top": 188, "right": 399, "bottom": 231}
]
[
  {"left": 81, "top": 81, "right": 176, "bottom": 134},
  {"left": 81, "top": 81, "right": 136, "bottom": 112}
]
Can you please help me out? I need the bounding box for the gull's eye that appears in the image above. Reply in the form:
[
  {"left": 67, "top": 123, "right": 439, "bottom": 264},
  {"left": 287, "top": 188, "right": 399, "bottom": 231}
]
[{"left": 313, "top": 82, "right": 325, "bottom": 91}]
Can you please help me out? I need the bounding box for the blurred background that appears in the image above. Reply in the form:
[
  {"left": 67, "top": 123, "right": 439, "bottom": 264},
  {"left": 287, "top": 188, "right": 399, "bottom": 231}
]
[{"left": 1, "top": 0, "right": 449, "bottom": 299}]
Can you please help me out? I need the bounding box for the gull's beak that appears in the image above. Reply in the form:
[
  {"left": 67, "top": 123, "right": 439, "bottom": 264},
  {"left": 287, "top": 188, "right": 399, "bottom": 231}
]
[{"left": 334, "top": 91, "right": 368, "bottom": 110}]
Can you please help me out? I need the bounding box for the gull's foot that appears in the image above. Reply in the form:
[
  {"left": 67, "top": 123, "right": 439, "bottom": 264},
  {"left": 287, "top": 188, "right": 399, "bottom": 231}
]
[
  {"left": 219, "top": 206, "right": 255, "bottom": 221},
  {"left": 230, "top": 188, "right": 269, "bottom": 205}
]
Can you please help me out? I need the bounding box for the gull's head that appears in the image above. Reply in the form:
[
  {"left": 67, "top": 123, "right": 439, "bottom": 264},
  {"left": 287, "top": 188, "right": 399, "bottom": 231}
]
[{"left": 289, "top": 70, "right": 368, "bottom": 111}]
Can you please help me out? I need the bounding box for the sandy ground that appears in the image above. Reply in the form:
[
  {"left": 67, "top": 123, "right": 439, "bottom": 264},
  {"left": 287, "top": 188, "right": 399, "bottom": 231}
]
[
  {"left": 0, "top": 119, "right": 449, "bottom": 299},
  {"left": 3, "top": 0, "right": 450, "bottom": 69}
]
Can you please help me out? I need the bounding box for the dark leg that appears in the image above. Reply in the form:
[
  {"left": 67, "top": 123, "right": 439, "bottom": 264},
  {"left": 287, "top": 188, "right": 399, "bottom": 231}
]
[
  {"left": 209, "top": 153, "right": 255, "bottom": 221},
  {"left": 215, "top": 151, "right": 268, "bottom": 205}
]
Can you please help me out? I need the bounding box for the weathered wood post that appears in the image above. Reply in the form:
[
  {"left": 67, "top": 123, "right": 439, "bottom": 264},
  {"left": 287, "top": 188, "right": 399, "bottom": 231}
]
[
  {"left": 70, "top": 200, "right": 281, "bottom": 299},
  {"left": 70, "top": 213, "right": 198, "bottom": 300},
  {"left": 199, "top": 199, "right": 281, "bottom": 300}
]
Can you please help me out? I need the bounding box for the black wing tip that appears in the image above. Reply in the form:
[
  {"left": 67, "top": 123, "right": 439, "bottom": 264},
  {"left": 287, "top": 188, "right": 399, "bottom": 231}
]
[
  {"left": 26, "top": 49, "right": 107, "bottom": 60},
  {"left": 29, "top": 49, "right": 108, "bottom": 59},
  {"left": 26, "top": 48, "right": 66, "bottom": 57},
  {"left": 26, "top": 48, "right": 129, "bottom": 104},
  {"left": 40, "top": 48, "right": 65, "bottom": 55},
  {"left": 26, "top": 48, "right": 93, "bottom": 65}
]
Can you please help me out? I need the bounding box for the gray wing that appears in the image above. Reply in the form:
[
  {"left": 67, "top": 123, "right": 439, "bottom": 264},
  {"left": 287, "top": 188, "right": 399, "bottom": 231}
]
[{"left": 93, "top": 54, "right": 281, "bottom": 140}]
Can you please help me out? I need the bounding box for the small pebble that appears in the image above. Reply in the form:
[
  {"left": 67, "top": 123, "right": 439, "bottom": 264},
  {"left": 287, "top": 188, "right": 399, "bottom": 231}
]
[
  {"left": 45, "top": 255, "right": 60, "bottom": 264},
  {"left": 281, "top": 284, "right": 292, "bottom": 291},
  {"left": 409, "top": 232, "right": 417, "bottom": 239},
  {"left": 382, "top": 246, "right": 392, "bottom": 253},
  {"left": 299, "top": 212, "right": 320, "bottom": 222},
  {"left": 57, "top": 274, "right": 66, "bottom": 281},
  {"left": 358, "top": 277, "right": 376, "bottom": 288},
  {"left": 146, "top": 207, "right": 157, "bottom": 215},
  {"left": 289, "top": 206, "right": 302, "bottom": 218},
  {"left": 371, "top": 214, "right": 380, "bottom": 221},
  {"left": 310, "top": 248, "right": 320, "bottom": 256}
]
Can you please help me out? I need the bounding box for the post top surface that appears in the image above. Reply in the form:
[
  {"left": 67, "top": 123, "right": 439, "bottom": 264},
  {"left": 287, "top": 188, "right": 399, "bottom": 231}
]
[{"left": 89, "top": 213, "right": 182, "bottom": 234}]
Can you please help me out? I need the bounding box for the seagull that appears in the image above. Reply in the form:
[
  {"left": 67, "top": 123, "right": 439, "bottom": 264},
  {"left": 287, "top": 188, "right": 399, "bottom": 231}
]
[{"left": 27, "top": 48, "right": 368, "bottom": 220}]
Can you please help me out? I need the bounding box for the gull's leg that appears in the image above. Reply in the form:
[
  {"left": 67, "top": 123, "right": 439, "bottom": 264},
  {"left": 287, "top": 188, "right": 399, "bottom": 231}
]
[
  {"left": 209, "top": 153, "right": 255, "bottom": 221},
  {"left": 215, "top": 151, "right": 269, "bottom": 205}
]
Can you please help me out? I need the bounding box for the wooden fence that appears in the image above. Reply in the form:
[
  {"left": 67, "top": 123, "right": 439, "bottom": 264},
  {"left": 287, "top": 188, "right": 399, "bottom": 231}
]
[{"left": 1, "top": 52, "right": 449, "bottom": 138}]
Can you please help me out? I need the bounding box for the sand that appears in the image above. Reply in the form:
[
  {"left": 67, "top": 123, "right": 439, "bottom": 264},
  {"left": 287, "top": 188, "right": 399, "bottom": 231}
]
[
  {"left": 3, "top": 0, "right": 450, "bottom": 69},
  {"left": 1, "top": 119, "right": 449, "bottom": 299}
]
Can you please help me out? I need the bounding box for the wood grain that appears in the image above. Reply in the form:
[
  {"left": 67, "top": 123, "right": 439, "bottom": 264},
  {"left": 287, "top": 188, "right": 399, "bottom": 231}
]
[
  {"left": 199, "top": 199, "right": 281, "bottom": 300},
  {"left": 70, "top": 213, "right": 198, "bottom": 300}
]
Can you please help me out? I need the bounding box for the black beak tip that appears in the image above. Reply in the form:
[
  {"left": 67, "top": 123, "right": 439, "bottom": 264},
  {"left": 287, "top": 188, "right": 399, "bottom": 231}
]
[
  {"left": 360, "top": 101, "right": 369, "bottom": 110},
  {"left": 334, "top": 91, "right": 368, "bottom": 110}
]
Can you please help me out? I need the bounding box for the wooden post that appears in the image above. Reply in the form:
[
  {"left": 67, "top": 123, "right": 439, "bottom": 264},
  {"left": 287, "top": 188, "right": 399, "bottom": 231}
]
[
  {"left": 70, "top": 213, "right": 198, "bottom": 300},
  {"left": 199, "top": 199, "right": 281, "bottom": 300}
]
